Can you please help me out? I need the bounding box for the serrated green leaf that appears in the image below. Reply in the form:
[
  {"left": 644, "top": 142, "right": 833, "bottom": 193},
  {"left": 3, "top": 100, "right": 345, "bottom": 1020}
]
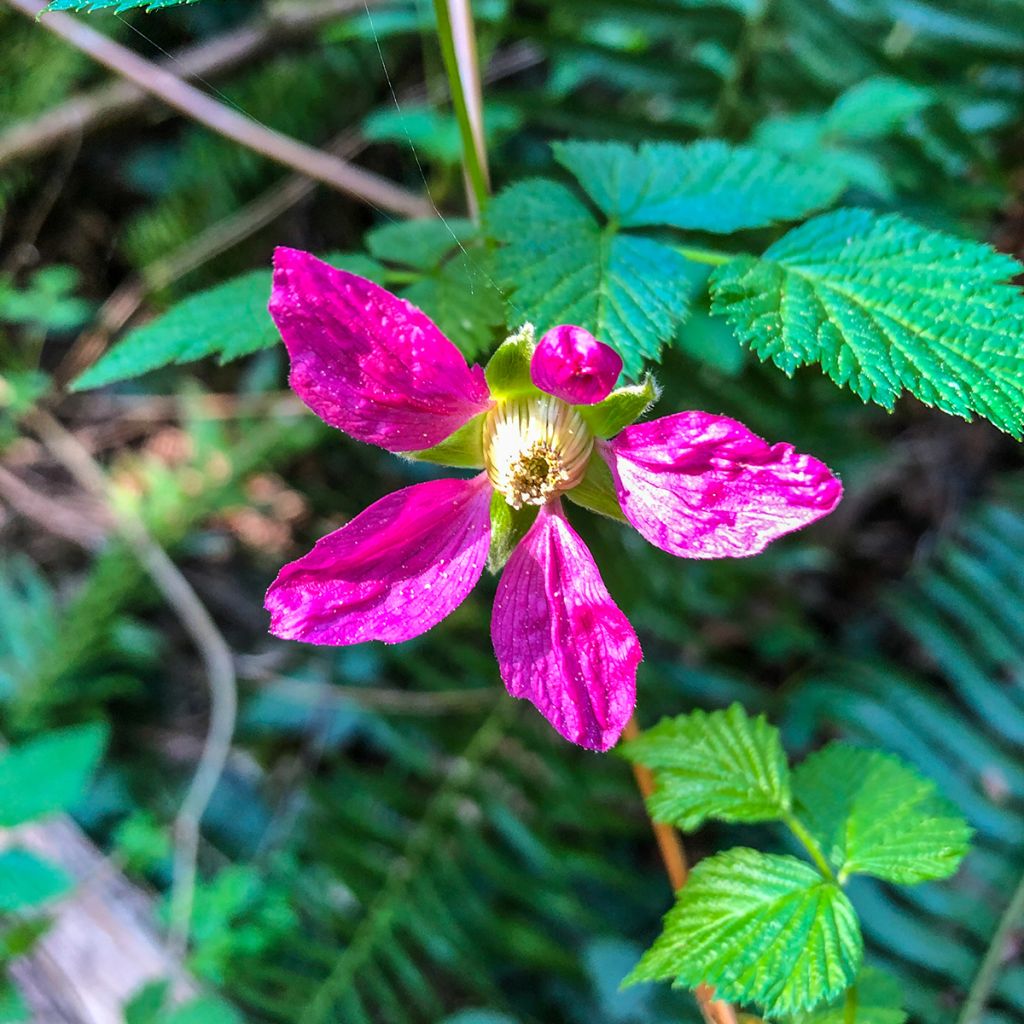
[
  {"left": 0, "top": 849, "right": 72, "bottom": 912},
  {"left": 620, "top": 704, "right": 791, "bottom": 830},
  {"left": 488, "top": 180, "right": 698, "bottom": 376},
  {"left": 0, "top": 722, "right": 107, "bottom": 827},
  {"left": 629, "top": 849, "right": 862, "bottom": 1016},
  {"left": 72, "top": 271, "right": 272, "bottom": 391},
  {"left": 784, "top": 966, "right": 906, "bottom": 1024},
  {"left": 72, "top": 255, "right": 384, "bottom": 391},
  {"left": 45, "top": 0, "right": 194, "bottom": 10},
  {"left": 553, "top": 140, "right": 843, "bottom": 233},
  {"left": 710, "top": 208, "right": 1024, "bottom": 437},
  {"left": 404, "top": 249, "right": 506, "bottom": 360},
  {"left": 792, "top": 743, "right": 972, "bottom": 884},
  {"left": 366, "top": 218, "right": 477, "bottom": 272}
]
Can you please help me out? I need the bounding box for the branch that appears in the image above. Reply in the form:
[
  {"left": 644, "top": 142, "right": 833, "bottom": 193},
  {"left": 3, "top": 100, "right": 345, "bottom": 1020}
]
[
  {"left": 622, "top": 715, "right": 739, "bottom": 1024},
  {"left": 28, "top": 409, "right": 238, "bottom": 962},
  {"left": 0, "top": 0, "right": 383, "bottom": 170},
  {"left": 6, "top": 0, "right": 432, "bottom": 220}
]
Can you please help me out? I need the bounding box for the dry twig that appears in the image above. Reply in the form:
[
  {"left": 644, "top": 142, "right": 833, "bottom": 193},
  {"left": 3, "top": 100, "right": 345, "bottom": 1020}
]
[
  {"left": 28, "top": 409, "right": 238, "bottom": 962},
  {"left": 6, "top": 0, "right": 431, "bottom": 219}
]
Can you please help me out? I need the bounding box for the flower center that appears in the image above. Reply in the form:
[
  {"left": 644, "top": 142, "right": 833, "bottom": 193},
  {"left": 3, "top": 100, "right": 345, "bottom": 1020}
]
[{"left": 483, "top": 395, "right": 593, "bottom": 509}]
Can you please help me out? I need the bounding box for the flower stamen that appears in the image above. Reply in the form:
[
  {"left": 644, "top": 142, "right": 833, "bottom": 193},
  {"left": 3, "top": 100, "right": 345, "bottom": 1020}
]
[{"left": 483, "top": 395, "right": 593, "bottom": 509}]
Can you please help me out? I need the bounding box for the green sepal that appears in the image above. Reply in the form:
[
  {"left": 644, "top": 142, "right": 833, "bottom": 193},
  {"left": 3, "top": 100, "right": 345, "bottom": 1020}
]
[
  {"left": 577, "top": 374, "right": 659, "bottom": 439},
  {"left": 405, "top": 413, "right": 486, "bottom": 468},
  {"left": 485, "top": 323, "right": 538, "bottom": 399},
  {"left": 566, "top": 452, "right": 626, "bottom": 523},
  {"left": 487, "top": 492, "right": 538, "bottom": 573}
]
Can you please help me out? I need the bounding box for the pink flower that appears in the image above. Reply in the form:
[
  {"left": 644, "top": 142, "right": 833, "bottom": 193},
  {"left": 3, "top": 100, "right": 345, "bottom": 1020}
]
[{"left": 265, "top": 248, "right": 843, "bottom": 751}]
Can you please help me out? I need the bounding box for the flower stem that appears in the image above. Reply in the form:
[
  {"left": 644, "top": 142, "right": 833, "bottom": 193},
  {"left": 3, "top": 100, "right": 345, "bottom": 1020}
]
[
  {"left": 678, "top": 246, "right": 739, "bottom": 267},
  {"left": 956, "top": 864, "right": 1024, "bottom": 1024},
  {"left": 433, "top": 0, "right": 490, "bottom": 219},
  {"left": 843, "top": 983, "right": 858, "bottom": 1024},
  {"left": 782, "top": 811, "right": 838, "bottom": 883},
  {"left": 622, "top": 715, "right": 738, "bottom": 1024}
]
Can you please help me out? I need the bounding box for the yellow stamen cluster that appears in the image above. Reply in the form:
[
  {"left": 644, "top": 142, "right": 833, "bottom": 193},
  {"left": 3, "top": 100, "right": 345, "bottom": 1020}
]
[{"left": 483, "top": 395, "right": 593, "bottom": 510}]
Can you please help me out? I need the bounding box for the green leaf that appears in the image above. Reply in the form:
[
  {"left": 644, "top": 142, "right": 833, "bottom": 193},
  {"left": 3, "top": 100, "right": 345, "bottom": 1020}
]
[
  {"left": 404, "top": 250, "right": 506, "bottom": 361},
  {"left": 823, "top": 77, "right": 934, "bottom": 141},
  {"left": 0, "top": 849, "right": 72, "bottom": 912},
  {"left": 124, "top": 980, "right": 171, "bottom": 1024},
  {"left": 554, "top": 140, "right": 844, "bottom": 233},
  {"left": 366, "top": 218, "right": 477, "bottom": 272},
  {"left": 577, "top": 375, "right": 659, "bottom": 438},
  {"left": 45, "top": 0, "right": 195, "bottom": 9},
  {"left": 488, "top": 180, "right": 698, "bottom": 376},
  {"left": 792, "top": 743, "right": 972, "bottom": 884},
  {"left": 710, "top": 208, "right": 1024, "bottom": 437},
  {"left": 164, "top": 998, "right": 243, "bottom": 1024},
  {"left": 72, "top": 255, "right": 384, "bottom": 392},
  {"left": 363, "top": 103, "right": 521, "bottom": 165},
  {"left": 784, "top": 966, "right": 906, "bottom": 1024},
  {"left": 629, "top": 849, "right": 862, "bottom": 1016},
  {"left": 620, "top": 704, "right": 791, "bottom": 830},
  {"left": 0, "top": 722, "right": 108, "bottom": 827},
  {"left": 0, "top": 981, "right": 28, "bottom": 1024},
  {"left": 72, "top": 271, "right": 272, "bottom": 391}
]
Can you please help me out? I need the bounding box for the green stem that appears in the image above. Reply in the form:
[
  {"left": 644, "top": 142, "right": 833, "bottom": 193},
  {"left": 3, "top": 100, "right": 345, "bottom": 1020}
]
[
  {"left": 956, "top": 864, "right": 1024, "bottom": 1024},
  {"left": 782, "top": 811, "right": 838, "bottom": 883},
  {"left": 678, "top": 246, "right": 739, "bottom": 267},
  {"left": 432, "top": 0, "right": 489, "bottom": 217}
]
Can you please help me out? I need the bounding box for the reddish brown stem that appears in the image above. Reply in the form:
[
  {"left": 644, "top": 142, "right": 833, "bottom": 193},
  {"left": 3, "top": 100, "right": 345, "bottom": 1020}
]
[{"left": 623, "top": 715, "right": 739, "bottom": 1024}]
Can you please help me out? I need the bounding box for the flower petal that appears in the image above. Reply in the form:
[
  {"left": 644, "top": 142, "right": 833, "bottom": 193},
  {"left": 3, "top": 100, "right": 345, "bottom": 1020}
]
[
  {"left": 266, "top": 476, "right": 492, "bottom": 645},
  {"left": 602, "top": 411, "right": 842, "bottom": 558},
  {"left": 270, "top": 248, "right": 491, "bottom": 450},
  {"left": 492, "top": 502, "right": 640, "bottom": 751},
  {"left": 530, "top": 325, "right": 622, "bottom": 405}
]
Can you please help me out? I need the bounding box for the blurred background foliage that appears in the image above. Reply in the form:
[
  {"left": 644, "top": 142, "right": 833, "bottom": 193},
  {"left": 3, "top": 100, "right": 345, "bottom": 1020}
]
[{"left": 1, "top": 0, "right": 1023, "bottom": 1021}]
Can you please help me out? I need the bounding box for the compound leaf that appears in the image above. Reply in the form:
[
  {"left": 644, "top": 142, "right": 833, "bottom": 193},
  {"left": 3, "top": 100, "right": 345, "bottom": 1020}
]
[
  {"left": 554, "top": 140, "right": 843, "bottom": 233},
  {"left": 629, "top": 849, "right": 862, "bottom": 1017},
  {"left": 792, "top": 743, "right": 972, "bottom": 884},
  {"left": 710, "top": 208, "right": 1024, "bottom": 436},
  {"left": 620, "top": 704, "right": 791, "bottom": 830},
  {"left": 488, "top": 179, "right": 698, "bottom": 376}
]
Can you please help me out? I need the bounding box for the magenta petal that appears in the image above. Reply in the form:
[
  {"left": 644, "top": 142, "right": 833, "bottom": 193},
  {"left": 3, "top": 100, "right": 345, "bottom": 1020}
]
[
  {"left": 266, "top": 476, "right": 492, "bottom": 645},
  {"left": 270, "top": 248, "right": 491, "bottom": 451},
  {"left": 531, "top": 325, "right": 623, "bottom": 405},
  {"left": 492, "top": 502, "right": 640, "bottom": 751},
  {"left": 603, "top": 411, "right": 843, "bottom": 559}
]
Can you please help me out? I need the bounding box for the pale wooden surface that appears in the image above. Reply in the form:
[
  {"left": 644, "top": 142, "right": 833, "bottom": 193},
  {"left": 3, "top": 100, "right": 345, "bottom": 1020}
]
[{"left": 2, "top": 818, "right": 195, "bottom": 1023}]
